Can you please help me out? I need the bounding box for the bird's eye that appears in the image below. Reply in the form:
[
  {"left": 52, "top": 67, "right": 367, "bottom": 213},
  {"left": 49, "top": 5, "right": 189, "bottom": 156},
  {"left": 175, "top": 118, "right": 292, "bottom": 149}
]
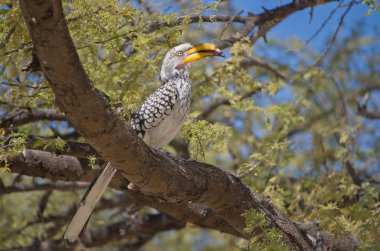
[{"left": 177, "top": 51, "right": 184, "bottom": 56}]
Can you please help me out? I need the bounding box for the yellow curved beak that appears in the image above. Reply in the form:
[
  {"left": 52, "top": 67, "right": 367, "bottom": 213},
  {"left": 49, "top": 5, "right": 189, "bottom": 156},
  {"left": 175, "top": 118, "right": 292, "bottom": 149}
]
[{"left": 183, "top": 43, "right": 225, "bottom": 64}]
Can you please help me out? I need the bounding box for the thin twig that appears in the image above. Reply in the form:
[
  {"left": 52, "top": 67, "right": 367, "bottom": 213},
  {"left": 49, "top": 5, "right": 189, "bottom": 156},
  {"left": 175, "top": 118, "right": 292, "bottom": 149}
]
[
  {"left": 0, "top": 25, "right": 16, "bottom": 50},
  {"left": 345, "top": 161, "right": 362, "bottom": 186},
  {"left": 67, "top": 5, "right": 113, "bottom": 22},
  {"left": 217, "top": 10, "right": 244, "bottom": 40},
  {"left": 303, "top": 3, "right": 340, "bottom": 48},
  {"left": 331, "top": 76, "right": 348, "bottom": 118},
  {"left": 310, "top": 0, "right": 355, "bottom": 67},
  {"left": 240, "top": 57, "right": 286, "bottom": 80},
  {"left": 357, "top": 91, "right": 380, "bottom": 119},
  {"left": 197, "top": 86, "right": 264, "bottom": 120},
  {"left": 137, "top": 0, "right": 153, "bottom": 14}
]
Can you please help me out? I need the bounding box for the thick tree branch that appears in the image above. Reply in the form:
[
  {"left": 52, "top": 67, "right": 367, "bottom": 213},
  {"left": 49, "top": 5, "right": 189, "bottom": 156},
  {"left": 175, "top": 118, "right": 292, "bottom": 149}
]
[
  {"left": 6, "top": 149, "right": 242, "bottom": 237},
  {"left": 0, "top": 181, "right": 87, "bottom": 195},
  {"left": 0, "top": 193, "right": 133, "bottom": 245},
  {"left": 23, "top": 135, "right": 99, "bottom": 158},
  {"left": 0, "top": 108, "right": 66, "bottom": 128},
  {"left": 4, "top": 1, "right": 336, "bottom": 57},
  {"left": 2, "top": 214, "right": 183, "bottom": 251},
  {"left": 17, "top": 0, "right": 358, "bottom": 250},
  {"left": 80, "top": 214, "right": 184, "bottom": 248},
  {"left": 6, "top": 149, "right": 359, "bottom": 250},
  {"left": 216, "top": 0, "right": 336, "bottom": 49},
  {"left": 297, "top": 221, "right": 360, "bottom": 251},
  {"left": 178, "top": 14, "right": 247, "bottom": 24},
  {"left": 27, "top": 195, "right": 135, "bottom": 240}
]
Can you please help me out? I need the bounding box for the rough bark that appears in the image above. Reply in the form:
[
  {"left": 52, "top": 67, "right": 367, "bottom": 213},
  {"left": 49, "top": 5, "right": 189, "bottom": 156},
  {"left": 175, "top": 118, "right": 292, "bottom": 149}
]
[
  {"left": 6, "top": 149, "right": 359, "bottom": 249},
  {"left": 0, "top": 109, "right": 66, "bottom": 128},
  {"left": 15, "top": 0, "right": 359, "bottom": 250},
  {"left": 7, "top": 149, "right": 242, "bottom": 237},
  {"left": 1, "top": 214, "right": 183, "bottom": 251}
]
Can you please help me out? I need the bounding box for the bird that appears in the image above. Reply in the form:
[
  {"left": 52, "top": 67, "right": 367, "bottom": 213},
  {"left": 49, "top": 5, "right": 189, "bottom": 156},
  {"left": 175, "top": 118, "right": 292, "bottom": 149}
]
[{"left": 63, "top": 43, "right": 224, "bottom": 243}]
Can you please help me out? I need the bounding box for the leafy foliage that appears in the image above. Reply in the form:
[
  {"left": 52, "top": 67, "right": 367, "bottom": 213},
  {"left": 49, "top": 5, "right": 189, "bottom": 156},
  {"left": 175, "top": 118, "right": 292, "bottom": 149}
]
[
  {"left": 242, "top": 210, "right": 288, "bottom": 251},
  {"left": 183, "top": 112, "right": 232, "bottom": 160},
  {"left": 0, "top": 0, "right": 379, "bottom": 250}
]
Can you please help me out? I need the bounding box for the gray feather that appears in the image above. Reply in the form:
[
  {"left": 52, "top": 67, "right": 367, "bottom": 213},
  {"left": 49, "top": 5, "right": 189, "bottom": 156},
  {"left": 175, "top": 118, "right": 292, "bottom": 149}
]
[{"left": 64, "top": 163, "right": 117, "bottom": 242}]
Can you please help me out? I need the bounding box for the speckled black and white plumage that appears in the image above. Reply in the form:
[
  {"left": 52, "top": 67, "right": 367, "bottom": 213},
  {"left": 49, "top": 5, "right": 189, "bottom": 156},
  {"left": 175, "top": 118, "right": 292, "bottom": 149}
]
[
  {"left": 130, "top": 82, "right": 179, "bottom": 138},
  {"left": 64, "top": 43, "right": 225, "bottom": 243},
  {"left": 129, "top": 77, "right": 191, "bottom": 148},
  {"left": 128, "top": 43, "right": 195, "bottom": 148},
  {"left": 64, "top": 43, "right": 195, "bottom": 243}
]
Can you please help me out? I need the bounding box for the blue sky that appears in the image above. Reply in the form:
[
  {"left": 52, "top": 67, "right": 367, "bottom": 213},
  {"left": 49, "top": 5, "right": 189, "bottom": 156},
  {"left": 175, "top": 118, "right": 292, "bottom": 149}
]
[
  {"left": 230, "top": 0, "right": 380, "bottom": 51},
  {"left": 130, "top": 0, "right": 379, "bottom": 51}
]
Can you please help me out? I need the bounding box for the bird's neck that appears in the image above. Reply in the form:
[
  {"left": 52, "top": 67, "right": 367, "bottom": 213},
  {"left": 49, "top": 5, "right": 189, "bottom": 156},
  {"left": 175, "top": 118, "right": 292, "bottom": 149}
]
[{"left": 160, "top": 66, "right": 190, "bottom": 84}]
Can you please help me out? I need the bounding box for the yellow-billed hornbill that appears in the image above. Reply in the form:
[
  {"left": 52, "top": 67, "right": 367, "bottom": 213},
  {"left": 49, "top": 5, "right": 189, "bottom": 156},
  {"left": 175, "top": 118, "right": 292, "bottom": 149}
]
[{"left": 64, "top": 43, "right": 224, "bottom": 242}]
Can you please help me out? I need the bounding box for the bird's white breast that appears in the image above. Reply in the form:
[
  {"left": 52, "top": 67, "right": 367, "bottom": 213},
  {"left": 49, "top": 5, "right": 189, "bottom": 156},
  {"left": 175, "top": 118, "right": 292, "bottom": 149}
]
[{"left": 142, "top": 81, "right": 191, "bottom": 148}]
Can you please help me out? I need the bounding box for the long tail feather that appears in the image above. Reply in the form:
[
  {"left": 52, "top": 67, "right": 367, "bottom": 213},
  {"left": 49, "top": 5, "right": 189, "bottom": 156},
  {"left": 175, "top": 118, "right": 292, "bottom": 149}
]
[{"left": 63, "top": 163, "right": 117, "bottom": 243}]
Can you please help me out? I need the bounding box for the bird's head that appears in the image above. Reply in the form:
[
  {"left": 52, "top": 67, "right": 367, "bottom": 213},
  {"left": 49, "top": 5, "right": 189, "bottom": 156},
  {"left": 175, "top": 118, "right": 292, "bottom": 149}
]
[{"left": 160, "top": 43, "right": 225, "bottom": 83}]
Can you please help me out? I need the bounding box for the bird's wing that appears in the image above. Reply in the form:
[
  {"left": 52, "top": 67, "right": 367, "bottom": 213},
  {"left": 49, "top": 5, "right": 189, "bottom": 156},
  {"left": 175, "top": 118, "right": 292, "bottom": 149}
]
[
  {"left": 63, "top": 83, "right": 179, "bottom": 243},
  {"left": 130, "top": 82, "right": 179, "bottom": 138}
]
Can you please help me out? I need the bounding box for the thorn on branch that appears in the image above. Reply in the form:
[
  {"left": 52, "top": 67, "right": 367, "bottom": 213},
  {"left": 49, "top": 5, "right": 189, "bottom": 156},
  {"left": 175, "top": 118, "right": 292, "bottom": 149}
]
[
  {"left": 261, "top": 6, "right": 269, "bottom": 13},
  {"left": 309, "top": 5, "right": 314, "bottom": 23},
  {"left": 263, "top": 34, "right": 268, "bottom": 43}
]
